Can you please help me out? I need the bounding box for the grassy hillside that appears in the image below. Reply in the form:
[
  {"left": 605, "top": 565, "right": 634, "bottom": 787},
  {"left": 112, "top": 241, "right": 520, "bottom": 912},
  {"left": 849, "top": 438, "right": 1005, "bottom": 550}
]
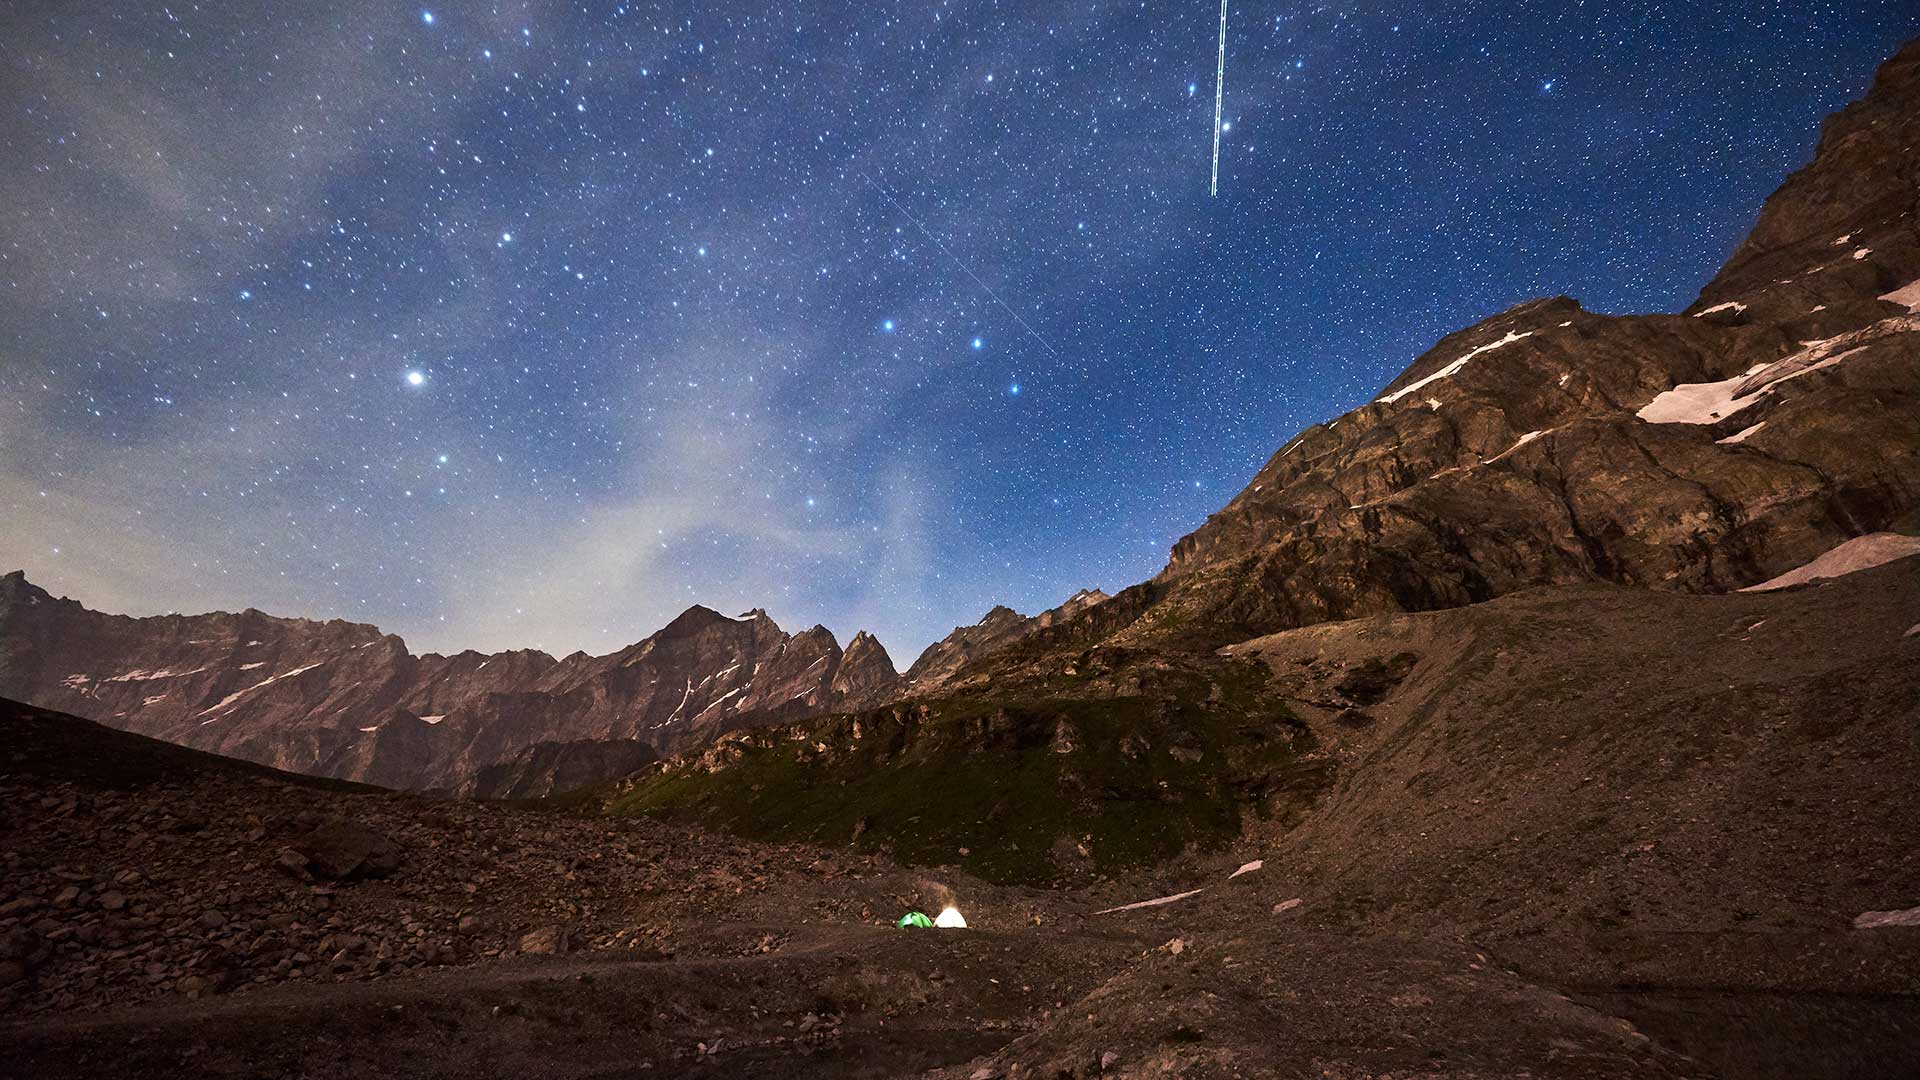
[{"left": 608, "top": 661, "right": 1327, "bottom": 885}]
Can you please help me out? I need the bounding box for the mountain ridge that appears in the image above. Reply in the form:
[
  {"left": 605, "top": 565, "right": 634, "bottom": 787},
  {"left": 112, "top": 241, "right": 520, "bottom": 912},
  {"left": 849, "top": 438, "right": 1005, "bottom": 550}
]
[{"left": 0, "top": 571, "right": 903, "bottom": 790}]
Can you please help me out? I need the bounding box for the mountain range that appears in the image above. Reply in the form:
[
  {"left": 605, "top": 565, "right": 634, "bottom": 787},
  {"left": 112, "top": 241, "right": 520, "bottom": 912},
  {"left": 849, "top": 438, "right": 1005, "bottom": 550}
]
[{"left": 0, "top": 570, "right": 1112, "bottom": 791}]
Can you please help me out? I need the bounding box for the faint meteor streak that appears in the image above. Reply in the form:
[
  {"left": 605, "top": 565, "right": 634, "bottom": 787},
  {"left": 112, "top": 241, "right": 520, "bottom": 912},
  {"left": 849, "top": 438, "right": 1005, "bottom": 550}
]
[
  {"left": 858, "top": 171, "right": 1061, "bottom": 361},
  {"left": 1210, "top": 0, "right": 1227, "bottom": 196}
]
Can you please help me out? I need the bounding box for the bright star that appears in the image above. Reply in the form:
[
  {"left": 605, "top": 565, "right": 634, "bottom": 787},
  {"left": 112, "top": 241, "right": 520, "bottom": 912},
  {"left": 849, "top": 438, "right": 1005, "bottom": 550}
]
[
  {"left": 420, "top": 10, "right": 434, "bottom": 25},
  {"left": 882, "top": 319, "right": 895, "bottom": 332},
  {"left": 500, "top": 231, "right": 513, "bottom": 243},
  {"left": 1221, "top": 121, "right": 1232, "bottom": 132},
  {"left": 971, "top": 337, "right": 984, "bottom": 350},
  {"left": 238, "top": 289, "right": 252, "bottom": 300},
  {"left": 437, "top": 454, "right": 448, "bottom": 464},
  {"left": 1009, "top": 383, "right": 1021, "bottom": 396},
  {"left": 1541, "top": 79, "right": 1556, "bottom": 93},
  {"left": 1187, "top": 83, "right": 1197, "bottom": 96},
  {"left": 406, "top": 371, "right": 426, "bottom": 387}
]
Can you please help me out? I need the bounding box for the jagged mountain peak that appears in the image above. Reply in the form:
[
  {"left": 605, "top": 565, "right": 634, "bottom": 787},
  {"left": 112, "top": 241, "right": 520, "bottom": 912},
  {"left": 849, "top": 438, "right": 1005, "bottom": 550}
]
[{"left": 656, "top": 604, "right": 744, "bottom": 636}]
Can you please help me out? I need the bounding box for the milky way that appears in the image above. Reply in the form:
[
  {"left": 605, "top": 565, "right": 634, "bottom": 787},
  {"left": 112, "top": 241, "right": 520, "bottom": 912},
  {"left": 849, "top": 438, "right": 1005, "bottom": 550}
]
[{"left": 0, "top": 2, "right": 1910, "bottom": 659}]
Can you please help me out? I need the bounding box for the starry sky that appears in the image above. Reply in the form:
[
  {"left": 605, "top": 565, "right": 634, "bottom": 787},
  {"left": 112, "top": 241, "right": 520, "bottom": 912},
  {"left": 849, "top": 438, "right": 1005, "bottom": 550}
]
[{"left": 2, "top": 2, "right": 1913, "bottom": 663}]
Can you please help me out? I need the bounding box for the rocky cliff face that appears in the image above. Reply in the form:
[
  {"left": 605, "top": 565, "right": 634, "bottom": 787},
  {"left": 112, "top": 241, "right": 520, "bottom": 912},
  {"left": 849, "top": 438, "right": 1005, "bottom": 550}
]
[
  {"left": 963, "top": 41, "right": 1920, "bottom": 672},
  {"left": 0, "top": 575, "right": 900, "bottom": 791}
]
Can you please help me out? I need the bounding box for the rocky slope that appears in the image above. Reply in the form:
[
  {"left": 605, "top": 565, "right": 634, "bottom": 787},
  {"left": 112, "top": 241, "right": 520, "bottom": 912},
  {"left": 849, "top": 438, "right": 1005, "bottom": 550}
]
[
  {"left": 0, "top": 578, "right": 901, "bottom": 791},
  {"left": 461, "top": 738, "right": 659, "bottom": 801},
  {"left": 904, "top": 588, "right": 1109, "bottom": 690},
  {"left": 948, "top": 40, "right": 1920, "bottom": 675}
]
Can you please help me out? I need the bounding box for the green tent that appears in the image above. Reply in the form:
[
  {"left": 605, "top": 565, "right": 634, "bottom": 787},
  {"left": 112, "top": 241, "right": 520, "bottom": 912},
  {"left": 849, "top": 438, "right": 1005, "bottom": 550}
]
[{"left": 896, "top": 911, "right": 934, "bottom": 929}]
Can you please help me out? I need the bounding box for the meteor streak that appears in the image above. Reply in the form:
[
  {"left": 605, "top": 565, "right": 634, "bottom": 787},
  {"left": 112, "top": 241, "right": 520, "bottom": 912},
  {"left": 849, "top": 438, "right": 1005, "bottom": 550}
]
[
  {"left": 859, "top": 171, "right": 1061, "bottom": 361},
  {"left": 1210, "top": 0, "right": 1227, "bottom": 196}
]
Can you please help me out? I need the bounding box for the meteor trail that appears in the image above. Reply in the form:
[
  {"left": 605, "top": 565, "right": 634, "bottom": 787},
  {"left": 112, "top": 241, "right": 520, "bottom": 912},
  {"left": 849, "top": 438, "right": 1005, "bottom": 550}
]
[
  {"left": 1210, "top": 0, "right": 1227, "bottom": 196},
  {"left": 858, "top": 171, "right": 1061, "bottom": 361}
]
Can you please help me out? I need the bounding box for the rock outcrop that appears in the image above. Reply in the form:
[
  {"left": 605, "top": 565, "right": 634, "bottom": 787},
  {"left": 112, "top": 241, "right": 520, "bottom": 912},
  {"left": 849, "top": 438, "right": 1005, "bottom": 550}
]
[
  {"left": 0, "top": 578, "right": 900, "bottom": 791},
  {"left": 905, "top": 588, "right": 1109, "bottom": 689},
  {"left": 462, "top": 738, "right": 659, "bottom": 801}
]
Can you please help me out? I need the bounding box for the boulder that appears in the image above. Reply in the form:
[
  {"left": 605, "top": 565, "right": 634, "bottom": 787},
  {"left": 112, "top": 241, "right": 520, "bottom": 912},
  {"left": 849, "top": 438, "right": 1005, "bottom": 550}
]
[{"left": 286, "top": 819, "right": 401, "bottom": 881}]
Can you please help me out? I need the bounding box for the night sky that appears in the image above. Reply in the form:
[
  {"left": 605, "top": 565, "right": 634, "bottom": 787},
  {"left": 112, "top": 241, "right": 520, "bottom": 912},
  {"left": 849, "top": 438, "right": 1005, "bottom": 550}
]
[{"left": 2, "top": 3, "right": 1912, "bottom": 662}]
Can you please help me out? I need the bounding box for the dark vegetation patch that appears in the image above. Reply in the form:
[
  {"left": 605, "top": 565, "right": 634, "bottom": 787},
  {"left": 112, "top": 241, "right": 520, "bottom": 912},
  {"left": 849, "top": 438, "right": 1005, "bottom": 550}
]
[
  {"left": 1335, "top": 651, "right": 1421, "bottom": 706},
  {"left": 607, "top": 662, "right": 1328, "bottom": 886}
]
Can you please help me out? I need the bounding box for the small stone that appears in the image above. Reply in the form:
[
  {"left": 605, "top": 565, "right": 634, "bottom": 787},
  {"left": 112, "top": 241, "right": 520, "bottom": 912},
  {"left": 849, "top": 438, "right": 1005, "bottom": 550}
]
[
  {"left": 1854, "top": 906, "right": 1920, "bottom": 929},
  {"left": 518, "top": 925, "right": 569, "bottom": 956},
  {"left": 98, "top": 891, "right": 127, "bottom": 912},
  {"left": 457, "top": 915, "right": 483, "bottom": 934},
  {"left": 1100, "top": 1050, "right": 1120, "bottom": 1071},
  {"left": 275, "top": 848, "right": 312, "bottom": 881},
  {"left": 1273, "top": 898, "right": 1303, "bottom": 915},
  {"left": 198, "top": 910, "right": 227, "bottom": 930}
]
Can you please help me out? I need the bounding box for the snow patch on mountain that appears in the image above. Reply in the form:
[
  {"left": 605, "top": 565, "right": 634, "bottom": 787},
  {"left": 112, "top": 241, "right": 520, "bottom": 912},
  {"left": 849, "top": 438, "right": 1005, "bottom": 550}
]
[
  {"left": 105, "top": 666, "right": 208, "bottom": 683},
  {"left": 1487, "top": 430, "right": 1547, "bottom": 464},
  {"left": 1740, "top": 533, "right": 1920, "bottom": 592},
  {"left": 198, "top": 662, "right": 327, "bottom": 721},
  {"left": 1377, "top": 330, "right": 1534, "bottom": 405},
  {"left": 1634, "top": 364, "right": 1773, "bottom": 425},
  {"left": 1880, "top": 278, "right": 1920, "bottom": 312},
  {"left": 1640, "top": 318, "right": 1909, "bottom": 425}
]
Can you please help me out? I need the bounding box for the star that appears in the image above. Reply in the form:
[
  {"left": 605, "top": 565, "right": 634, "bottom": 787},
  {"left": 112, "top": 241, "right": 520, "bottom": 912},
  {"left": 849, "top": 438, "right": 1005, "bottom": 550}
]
[
  {"left": 406, "top": 371, "right": 426, "bottom": 387},
  {"left": 420, "top": 10, "right": 434, "bottom": 25},
  {"left": 971, "top": 337, "right": 984, "bottom": 350},
  {"left": 1009, "top": 383, "right": 1021, "bottom": 396},
  {"left": 882, "top": 319, "right": 895, "bottom": 332}
]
